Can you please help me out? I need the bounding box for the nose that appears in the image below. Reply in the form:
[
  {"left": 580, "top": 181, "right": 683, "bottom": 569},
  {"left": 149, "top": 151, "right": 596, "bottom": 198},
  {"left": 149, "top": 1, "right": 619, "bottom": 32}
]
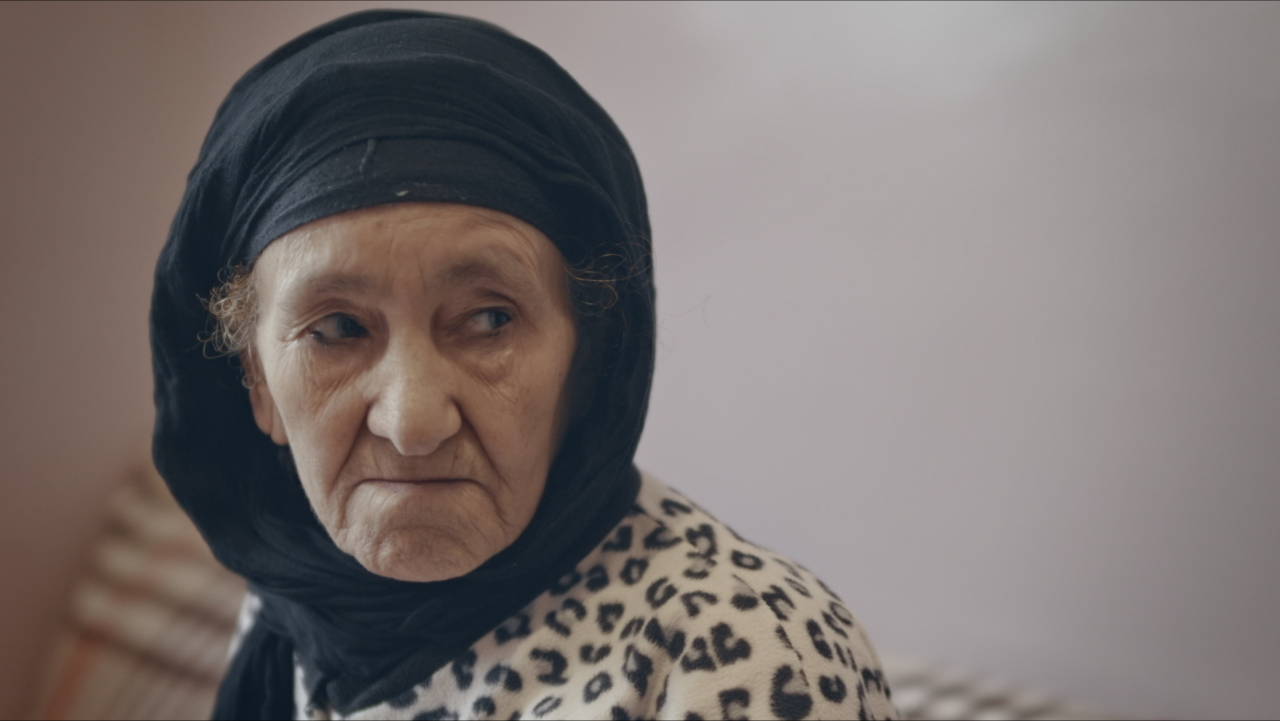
[{"left": 364, "top": 334, "right": 462, "bottom": 457}]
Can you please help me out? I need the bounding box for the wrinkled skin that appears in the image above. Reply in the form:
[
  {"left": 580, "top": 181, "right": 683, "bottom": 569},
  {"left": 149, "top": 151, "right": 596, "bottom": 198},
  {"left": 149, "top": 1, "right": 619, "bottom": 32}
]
[{"left": 246, "top": 203, "right": 577, "bottom": 583}]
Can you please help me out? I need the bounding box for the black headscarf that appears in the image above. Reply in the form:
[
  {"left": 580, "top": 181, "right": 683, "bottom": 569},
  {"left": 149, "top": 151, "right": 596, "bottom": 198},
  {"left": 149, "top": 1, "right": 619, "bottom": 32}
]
[{"left": 149, "top": 10, "right": 654, "bottom": 719}]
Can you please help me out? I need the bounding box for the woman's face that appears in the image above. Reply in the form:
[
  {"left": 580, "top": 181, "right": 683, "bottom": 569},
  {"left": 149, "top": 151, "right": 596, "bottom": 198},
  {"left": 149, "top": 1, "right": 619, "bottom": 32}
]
[{"left": 246, "top": 203, "right": 577, "bottom": 583}]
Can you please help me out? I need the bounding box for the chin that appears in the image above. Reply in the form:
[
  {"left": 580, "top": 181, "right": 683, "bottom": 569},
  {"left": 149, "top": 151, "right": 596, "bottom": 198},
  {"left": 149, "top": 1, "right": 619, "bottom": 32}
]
[{"left": 344, "top": 525, "right": 494, "bottom": 583}]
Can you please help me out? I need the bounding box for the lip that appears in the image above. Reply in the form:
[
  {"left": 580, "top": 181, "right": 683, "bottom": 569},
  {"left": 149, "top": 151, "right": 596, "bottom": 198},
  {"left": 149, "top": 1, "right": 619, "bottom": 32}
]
[{"left": 364, "top": 477, "right": 470, "bottom": 485}]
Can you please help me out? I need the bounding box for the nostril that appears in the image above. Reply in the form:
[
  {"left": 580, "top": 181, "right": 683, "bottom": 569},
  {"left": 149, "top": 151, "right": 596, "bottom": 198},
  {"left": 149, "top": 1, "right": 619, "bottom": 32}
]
[{"left": 368, "top": 389, "right": 463, "bottom": 458}]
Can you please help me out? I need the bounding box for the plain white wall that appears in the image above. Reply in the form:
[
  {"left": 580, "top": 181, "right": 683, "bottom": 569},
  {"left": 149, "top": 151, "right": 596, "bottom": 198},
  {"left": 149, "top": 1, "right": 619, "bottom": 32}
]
[{"left": 1, "top": 2, "right": 1277, "bottom": 718}]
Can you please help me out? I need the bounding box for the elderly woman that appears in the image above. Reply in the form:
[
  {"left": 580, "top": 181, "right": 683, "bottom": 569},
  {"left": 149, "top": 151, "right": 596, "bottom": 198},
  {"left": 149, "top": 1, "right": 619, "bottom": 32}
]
[{"left": 151, "top": 10, "right": 895, "bottom": 721}]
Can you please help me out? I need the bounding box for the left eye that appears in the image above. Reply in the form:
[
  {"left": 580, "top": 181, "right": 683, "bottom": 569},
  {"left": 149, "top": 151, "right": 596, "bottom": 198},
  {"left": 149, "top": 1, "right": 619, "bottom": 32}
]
[
  {"left": 468, "top": 308, "right": 513, "bottom": 335},
  {"left": 308, "top": 313, "right": 368, "bottom": 344}
]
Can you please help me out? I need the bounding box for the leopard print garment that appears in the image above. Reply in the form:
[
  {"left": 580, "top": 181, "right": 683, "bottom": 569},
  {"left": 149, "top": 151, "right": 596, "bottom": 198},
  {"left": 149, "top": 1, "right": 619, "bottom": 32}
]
[{"left": 283, "top": 473, "right": 897, "bottom": 720}]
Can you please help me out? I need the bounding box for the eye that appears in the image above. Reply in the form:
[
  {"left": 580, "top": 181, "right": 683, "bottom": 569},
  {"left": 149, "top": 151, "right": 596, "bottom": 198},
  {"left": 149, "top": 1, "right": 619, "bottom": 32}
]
[
  {"left": 308, "top": 313, "right": 368, "bottom": 344},
  {"left": 466, "top": 308, "right": 514, "bottom": 336}
]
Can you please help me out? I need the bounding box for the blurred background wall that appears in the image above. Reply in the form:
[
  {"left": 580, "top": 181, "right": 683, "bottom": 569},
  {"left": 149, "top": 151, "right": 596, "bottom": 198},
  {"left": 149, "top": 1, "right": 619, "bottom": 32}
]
[{"left": 2, "top": 1, "right": 1277, "bottom": 718}]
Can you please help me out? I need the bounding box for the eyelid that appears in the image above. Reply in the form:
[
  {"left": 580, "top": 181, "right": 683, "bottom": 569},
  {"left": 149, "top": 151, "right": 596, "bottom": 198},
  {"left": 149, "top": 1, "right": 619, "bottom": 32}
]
[
  {"left": 462, "top": 306, "right": 515, "bottom": 337},
  {"left": 306, "top": 311, "right": 369, "bottom": 345},
  {"left": 283, "top": 296, "right": 363, "bottom": 331}
]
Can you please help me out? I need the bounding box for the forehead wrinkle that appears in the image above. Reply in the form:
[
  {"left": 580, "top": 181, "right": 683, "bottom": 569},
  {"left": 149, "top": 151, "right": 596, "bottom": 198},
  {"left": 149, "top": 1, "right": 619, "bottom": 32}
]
[
  {"left": 373, "top": 206, "right": 546, "bottom": 297},
  {"left": 267, "top": 205, "right": 558, "bottom": 311},
  {"left": 427, "top": 227, "right": 549, "bottom": 297},
  {"left": 295, "top": 272, "right": 387, "bottom": 301},
  {"left": 436, "top": 248, "right": 540, "bottom": 295},
  {"left": 263, "top": 225, "right": 391, "bottom": 310},
  {"left": 441, "top": 206, "right": 556, "bottom": 287}
]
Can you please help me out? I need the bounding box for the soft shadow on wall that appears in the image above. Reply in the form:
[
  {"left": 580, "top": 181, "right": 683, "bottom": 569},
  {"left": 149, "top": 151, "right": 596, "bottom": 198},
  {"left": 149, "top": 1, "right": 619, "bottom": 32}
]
[{"left": 1, "top": 2, "right": 1278, "bottom": 719}]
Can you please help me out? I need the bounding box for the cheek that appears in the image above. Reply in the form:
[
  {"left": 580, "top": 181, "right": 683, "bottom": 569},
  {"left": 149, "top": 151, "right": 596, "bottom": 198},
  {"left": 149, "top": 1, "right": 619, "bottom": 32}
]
[
  {"left": 271, "top": 342, "right": 370, "bottom": 424},
  {"left": 479, "top": 323, "right": 576, "bottom": 467},
  {"left": 268, "top": 351, "right": 367, "bottom": 510}
]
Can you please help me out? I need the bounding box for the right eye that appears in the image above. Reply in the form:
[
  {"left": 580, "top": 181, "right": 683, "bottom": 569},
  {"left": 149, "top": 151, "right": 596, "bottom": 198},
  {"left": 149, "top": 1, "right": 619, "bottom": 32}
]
[{"left": 308, "top": 313, "right": 368, "bottom": 344}]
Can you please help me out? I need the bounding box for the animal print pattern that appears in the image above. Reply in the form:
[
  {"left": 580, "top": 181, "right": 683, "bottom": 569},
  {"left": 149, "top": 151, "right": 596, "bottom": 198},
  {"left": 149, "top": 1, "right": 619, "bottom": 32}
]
[{"left": 297, "top": 473, "right": 897, "bottom": 720}]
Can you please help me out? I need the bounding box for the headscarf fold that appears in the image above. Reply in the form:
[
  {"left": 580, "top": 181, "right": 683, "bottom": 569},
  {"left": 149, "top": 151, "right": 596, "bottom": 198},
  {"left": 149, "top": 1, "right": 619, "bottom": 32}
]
[{"left": 149, "top": 10, "right": 655, "bottom": 718}]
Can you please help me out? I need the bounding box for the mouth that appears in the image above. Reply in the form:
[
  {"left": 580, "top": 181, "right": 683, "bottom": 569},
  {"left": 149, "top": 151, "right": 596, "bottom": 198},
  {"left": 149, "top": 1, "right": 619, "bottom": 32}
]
[{"left": 366, "top": 477, "right": 470, "bottom": 485}]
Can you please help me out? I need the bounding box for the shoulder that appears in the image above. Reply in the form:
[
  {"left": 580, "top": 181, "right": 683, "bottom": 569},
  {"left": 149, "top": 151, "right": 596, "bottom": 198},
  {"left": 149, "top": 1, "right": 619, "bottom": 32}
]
[
  {"left": 627, "top": 472, "right": 898, "bottom": 720},
  {"left": 342, "top": 472, "right": 897, "bottom": 720}
]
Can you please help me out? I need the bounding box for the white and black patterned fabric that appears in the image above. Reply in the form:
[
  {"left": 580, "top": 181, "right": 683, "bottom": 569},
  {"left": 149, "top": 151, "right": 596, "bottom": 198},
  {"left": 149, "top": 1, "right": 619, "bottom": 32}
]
[
  {"left": 234, "top": 473, "right": 898, "bottom": 720},
  {"left": 30, "top": 459, "right": 1128, "bottom": 720}
]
